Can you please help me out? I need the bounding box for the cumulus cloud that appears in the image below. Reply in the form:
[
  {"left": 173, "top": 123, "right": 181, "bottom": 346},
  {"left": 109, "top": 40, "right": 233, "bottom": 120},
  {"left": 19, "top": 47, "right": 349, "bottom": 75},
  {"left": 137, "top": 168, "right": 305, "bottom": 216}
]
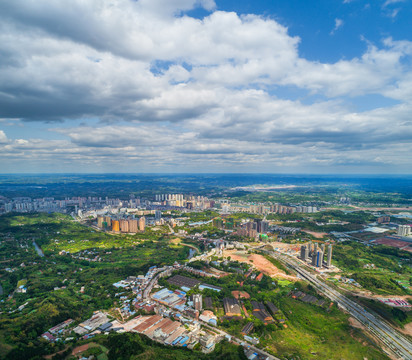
[
  {"left": 330, "top": 18, "right": 344, "bottom": 34},
  {"left": 382, "top": 0, "right": 406, "bottom": 18},
  {"left": 383, "top": 0, "right": 405, "bottom": 7},
  {"left": 0, "top": 130, "right": 9, "bottom": 144},
  {"left": 0, "top": 0, "right": 411, "bottom": 172}
]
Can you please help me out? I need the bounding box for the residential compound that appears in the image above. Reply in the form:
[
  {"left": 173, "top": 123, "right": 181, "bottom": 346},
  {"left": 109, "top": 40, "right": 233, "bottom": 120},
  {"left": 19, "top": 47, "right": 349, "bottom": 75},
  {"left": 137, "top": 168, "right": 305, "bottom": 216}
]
[
  {"left": 213, "top": 217, "right": 269, "bottom": 237},
  {"left": 97, "top": 215, "right": 146, "bottom": 233},
  {"left": 235, "top": 219, "right": 270, "bottom": 238},
  {"left": 226, "top": 203, "right": 318, "bottom": 215},
  {"left": 0, "top": 196, "right": 142, "bottom": 215},
  {"left": 397, "top": 224, "right": 411, "bottom": 237},
  {"left": 0, "top": 190, "right": 320, "bottom": 220},
  {"left": 154, "top": 194, "right": 214, "bottom": 210},
  {"left": 300, "top": 242, "right": 333, "bottom": 269},
  {"left": 109, "top": 269, "right": 228, "bottom": 353}
]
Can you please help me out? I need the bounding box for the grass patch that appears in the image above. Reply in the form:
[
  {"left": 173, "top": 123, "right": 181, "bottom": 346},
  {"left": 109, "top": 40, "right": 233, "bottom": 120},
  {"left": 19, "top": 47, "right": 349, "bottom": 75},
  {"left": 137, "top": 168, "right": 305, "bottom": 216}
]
[
  {"left": 262, "top": 297, "right": 389, "bottom": 360},
  {"left": 277, "top": 280, "right": 292, "bottom": 287},
  {"left": 263, "top": 255, "right": 291, "bottom": 275},
  {"left": 17, "top": 279, "right": 27, "bottom": 287}
]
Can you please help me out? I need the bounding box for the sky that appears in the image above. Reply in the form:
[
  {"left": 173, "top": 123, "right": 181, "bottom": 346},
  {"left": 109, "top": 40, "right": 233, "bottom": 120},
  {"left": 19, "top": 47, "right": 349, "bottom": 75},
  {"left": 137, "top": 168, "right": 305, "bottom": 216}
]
[{"left": 0, "top": 0, "right": 411, "bottom": 174}]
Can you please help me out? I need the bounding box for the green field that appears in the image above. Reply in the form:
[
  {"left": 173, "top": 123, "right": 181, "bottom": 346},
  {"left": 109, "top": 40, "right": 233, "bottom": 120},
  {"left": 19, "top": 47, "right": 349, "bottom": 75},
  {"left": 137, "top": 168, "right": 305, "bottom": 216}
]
[
  {"left": 262, "top": 296, "right": 388, "bottom": 360},
  {"left": 160, "top": 266, "right": 390, "bottom": 360},
  {"left": 277, "top": 279, "right": 292, "bottom": 287},
  {"left": 216, "top": 279, "right": 389, "bottom": 360},
  {"left": 0, "top": 212, "right": 403, "bottom": 360},
  {"left": 0, "top": 213, "right": 191, "bottom": 359},
  {"left": 332, "top": 242, "right": 412, "bottom": 296}
]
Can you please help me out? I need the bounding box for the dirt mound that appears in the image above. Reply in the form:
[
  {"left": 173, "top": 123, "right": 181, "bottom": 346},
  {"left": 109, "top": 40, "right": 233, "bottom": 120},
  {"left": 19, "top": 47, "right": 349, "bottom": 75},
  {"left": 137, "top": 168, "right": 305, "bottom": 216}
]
[
  {"left": 232, "top": 290, "right": 250, "bottom": 299},
  {"left": 224, "top": 250, "right": 297, "bottom": 281}
]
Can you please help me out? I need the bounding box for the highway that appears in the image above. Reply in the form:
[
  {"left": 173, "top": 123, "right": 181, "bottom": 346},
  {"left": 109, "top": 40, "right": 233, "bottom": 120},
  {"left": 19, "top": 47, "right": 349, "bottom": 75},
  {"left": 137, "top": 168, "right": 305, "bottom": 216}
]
[{"left": 264, "top": 249, "right": 412, "bottom": 360}]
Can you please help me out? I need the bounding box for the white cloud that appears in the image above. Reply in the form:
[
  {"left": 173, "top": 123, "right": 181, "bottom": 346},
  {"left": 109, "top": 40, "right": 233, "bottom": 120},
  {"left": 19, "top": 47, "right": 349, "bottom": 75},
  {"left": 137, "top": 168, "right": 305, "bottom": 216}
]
[
  {"left": 382, "top": 0, "right": 406, "bottom": 18},
  {"left": 0, "top": 130, "right": 9, "bottom": 143},
  {"left": 383, "top": 0, "right": 405, "bottom": 7},
  {"left": 330, "top": 18, "right": 344, "bottom": 34},
  {"left": 389, "top": 8, "right": 400, "bottom": 18},
  {"left": 0, "top": 0, "right": 411, "bottom": 172}
]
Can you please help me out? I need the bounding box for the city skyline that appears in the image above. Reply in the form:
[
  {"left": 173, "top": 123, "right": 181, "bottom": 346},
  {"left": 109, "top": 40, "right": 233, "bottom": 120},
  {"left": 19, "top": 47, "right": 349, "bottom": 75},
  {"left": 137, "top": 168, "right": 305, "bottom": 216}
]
[{"left": 0, "top": 0, "right": 411, "bottom": 173}]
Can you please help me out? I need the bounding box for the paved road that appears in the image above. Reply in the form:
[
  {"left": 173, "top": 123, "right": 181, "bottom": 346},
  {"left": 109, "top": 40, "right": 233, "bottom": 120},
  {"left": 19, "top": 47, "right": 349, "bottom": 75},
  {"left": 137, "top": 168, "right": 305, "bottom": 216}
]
[
  {"left": 142, "top": 266, "right": 172, "bottom": 300},
  {"left": 263, "top": 249, "right": 412, "bottom": 360}
]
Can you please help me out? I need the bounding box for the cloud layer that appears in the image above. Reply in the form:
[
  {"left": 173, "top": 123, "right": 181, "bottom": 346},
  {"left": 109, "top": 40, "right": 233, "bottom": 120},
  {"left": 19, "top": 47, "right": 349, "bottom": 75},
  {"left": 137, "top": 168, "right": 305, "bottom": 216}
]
[{"left": 0, "top": 0, "right": 411, "bottom": 173}]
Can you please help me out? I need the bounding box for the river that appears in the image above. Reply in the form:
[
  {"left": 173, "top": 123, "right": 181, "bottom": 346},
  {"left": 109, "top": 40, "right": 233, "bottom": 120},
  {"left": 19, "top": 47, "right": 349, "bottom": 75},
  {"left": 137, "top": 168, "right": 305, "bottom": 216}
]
[
  {"left": 188, "top": 219, "right": 213, "bottom": 226},
  {"left": 33, "top": 241, "right": 44, "bottom": 257},
  {"left": 187, "top": 248, "right": 197, "bottom": 259}
]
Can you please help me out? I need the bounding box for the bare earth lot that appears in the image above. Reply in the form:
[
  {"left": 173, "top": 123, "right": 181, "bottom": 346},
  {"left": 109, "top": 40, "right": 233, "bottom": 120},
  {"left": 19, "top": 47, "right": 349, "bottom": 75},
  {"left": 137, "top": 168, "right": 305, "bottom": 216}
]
[
  {"left": 224, "top": 250, "right": 297, "bottom": 281},
  {"left": 398, "top": 321, "right": 412, "bottom": 337},
  {"left": 303, "top": 230, "right": 328, "bottom": 239}
]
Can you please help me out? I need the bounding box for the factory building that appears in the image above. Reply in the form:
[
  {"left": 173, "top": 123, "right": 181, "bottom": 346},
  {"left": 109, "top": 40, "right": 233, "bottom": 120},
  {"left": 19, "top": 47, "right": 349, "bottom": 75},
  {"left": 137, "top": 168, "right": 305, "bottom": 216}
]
[
  {"left": 193, "top": 294, "right": 202, "bottom": 312},
  {"left": 223, "top": 298, "right": 241, "bottom": 317}
]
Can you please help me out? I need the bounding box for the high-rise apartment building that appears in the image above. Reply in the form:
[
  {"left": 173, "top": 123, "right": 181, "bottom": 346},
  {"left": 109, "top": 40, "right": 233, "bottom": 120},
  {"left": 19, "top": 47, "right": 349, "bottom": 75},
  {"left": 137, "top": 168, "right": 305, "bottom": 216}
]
[
  {"left": 155, "top": 210, "right": 162, "bottom": 221},
  {"left": 316, "top": 250, "right": 323, "bottom": 268},
  {"left": 260, "top": 220, "right": 269, "bottom": 233},
  {"left": 327, "top": 244, "right": 333, "bottom": 267},
  {"left": 129, "top": 219, "right": 138, "bottom": 233},
  {"left": 120, "top": 219, "right": 129, "bottom": 233},
  {"left": 139, "top": 216, "right": 146, "bottom": 231},
  {"left": 397, "top": 225, "right": 411, "bottom": 237},
  {"left": 377, "top": 216, "right": 390, "bottom": 224},
  {"left": 300, "top": 245, "right": 308, "bottom": 261},
  {"left": 311, "top": 252, "right": 317, "bottom": 266},
  {"left": 112, "top": 220, "right": 120, "bottom": 232}
]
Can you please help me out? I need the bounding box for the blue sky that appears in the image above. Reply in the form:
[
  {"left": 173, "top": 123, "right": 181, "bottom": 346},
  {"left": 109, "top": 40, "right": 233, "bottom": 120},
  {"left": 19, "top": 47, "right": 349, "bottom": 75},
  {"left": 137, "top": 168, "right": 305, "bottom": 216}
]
[
  {"left": 0, "top": 0, "right": 411, "bottom": 173},
  {"left": 194, "top": 0, "right": 412, "bottom": 62}
]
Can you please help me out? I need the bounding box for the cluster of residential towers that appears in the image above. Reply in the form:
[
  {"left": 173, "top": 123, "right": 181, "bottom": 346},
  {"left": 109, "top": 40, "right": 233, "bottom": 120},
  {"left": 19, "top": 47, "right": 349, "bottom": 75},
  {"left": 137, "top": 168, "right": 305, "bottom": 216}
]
[{"left": 300, "top": 242, "right": 333, "bottom": 268}]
